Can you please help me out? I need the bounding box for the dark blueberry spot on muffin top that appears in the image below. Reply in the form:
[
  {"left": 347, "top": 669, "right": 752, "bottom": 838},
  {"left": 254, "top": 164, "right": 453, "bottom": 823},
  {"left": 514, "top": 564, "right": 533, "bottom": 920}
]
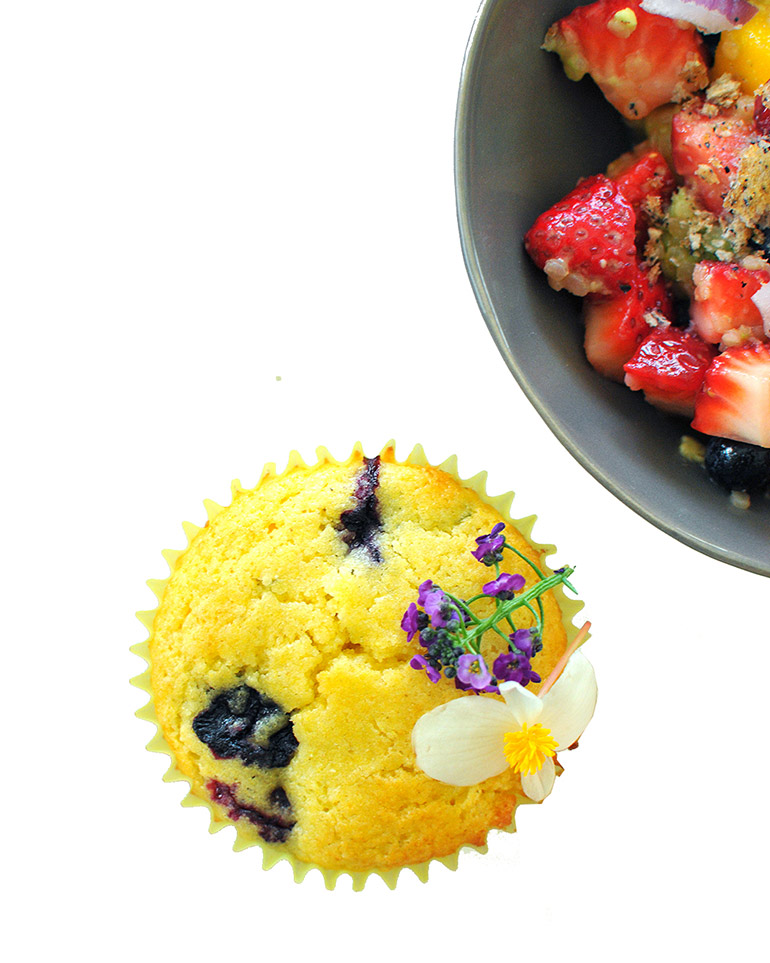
[
  {"left": 207, "top": 780, "right": 295, "bottom": 844},
  {"left": 269, "top": 786, "right": 292, "bottom": 811},
  {"left": 261, "top": 724, "right": 300, "bottom": 768},
  {"left": 192, "top": 686, "right": 298, "bottom": 769},
  {"left": 339, "top": 455, "right": 383, "bottom": 562}
]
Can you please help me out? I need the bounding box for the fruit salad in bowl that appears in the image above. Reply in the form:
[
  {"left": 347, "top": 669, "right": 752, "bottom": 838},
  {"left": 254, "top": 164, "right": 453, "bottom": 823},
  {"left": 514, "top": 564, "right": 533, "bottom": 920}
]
[
  {"left": 455, "top": 0, "right": 770, "bottom": 575},
  {"left": 525, "top": 0, "right": 770, "bottom": 504}
]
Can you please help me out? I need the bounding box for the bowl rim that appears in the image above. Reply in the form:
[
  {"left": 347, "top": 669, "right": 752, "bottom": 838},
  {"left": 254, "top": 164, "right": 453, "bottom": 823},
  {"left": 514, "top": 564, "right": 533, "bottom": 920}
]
[{"left": 454, "top": 0, "right": 769, "bottom": 579}]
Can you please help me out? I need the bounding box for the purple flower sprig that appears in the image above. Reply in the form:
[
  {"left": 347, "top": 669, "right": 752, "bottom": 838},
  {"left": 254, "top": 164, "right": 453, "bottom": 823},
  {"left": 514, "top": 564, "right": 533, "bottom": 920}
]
[
  {"left": 472, "top": 522, "right": 506, "bottom": 566},
  {"left": 402, "top": 523, "right": 575, "bottom": 694}
]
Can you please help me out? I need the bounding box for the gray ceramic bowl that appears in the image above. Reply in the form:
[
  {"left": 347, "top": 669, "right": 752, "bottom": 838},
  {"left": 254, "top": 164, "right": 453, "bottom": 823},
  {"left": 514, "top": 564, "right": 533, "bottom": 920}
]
[{"left": 455, "top": 0, "right": 770, "bottom": 578}]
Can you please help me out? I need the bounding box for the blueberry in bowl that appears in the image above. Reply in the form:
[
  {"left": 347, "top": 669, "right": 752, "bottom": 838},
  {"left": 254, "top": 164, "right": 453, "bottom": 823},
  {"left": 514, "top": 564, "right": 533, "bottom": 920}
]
[
  {"left": 704, "top": 437, "right": 770, "bottom": 496},
  {"left": 455, "top": 0, "right": 770, "bottom": 577}
]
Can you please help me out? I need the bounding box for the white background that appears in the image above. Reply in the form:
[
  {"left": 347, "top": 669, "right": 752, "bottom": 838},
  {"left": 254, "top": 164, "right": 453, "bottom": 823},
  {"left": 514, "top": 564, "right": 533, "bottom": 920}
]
[{"left": 4, "top": 2, "right": 769, "bottom": 961}]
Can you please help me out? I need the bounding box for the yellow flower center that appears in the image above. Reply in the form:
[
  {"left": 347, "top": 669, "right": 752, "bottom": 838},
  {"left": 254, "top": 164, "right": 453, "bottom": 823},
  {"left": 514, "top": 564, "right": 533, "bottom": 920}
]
[{"left": 503, "top": 724, "right": 558, "bottom": 776}]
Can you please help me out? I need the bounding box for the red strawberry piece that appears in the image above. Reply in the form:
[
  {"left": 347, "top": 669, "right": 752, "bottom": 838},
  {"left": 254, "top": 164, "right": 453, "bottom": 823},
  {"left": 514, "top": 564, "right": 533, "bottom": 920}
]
[
  {"left": 583, "top": 264, "right": 673, "bottom": 381},
  {"left": 624, "top": 327, "right": 717, "bottom": 416},
  {"left": 692, "top": 342, "right": 770, "bottom": 448},
  {"left": 691, "top": 261, "right": 770, "bottom": 346},
  {"left": 607, "top": 143, "right": 675, "bottom": 211},
  {"left": 525, "top": 174, "right": 637, "bottom": 297},
  {"left": 542, "top": 0, "right": 708, "bottom": 120},
  {"left": 607, "top": 142, "right": 675, "bottom": 245},
  {"left": 671, "top": 102, "right": 755, "bottom": 215},
  {"left": 755, "top": 82, "right": 770, "bottom": 138}
]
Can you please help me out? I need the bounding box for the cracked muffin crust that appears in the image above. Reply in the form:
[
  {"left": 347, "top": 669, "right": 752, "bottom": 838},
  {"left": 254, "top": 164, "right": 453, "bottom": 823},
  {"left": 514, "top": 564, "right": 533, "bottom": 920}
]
[{"left": 148, "top": 447, "right": 571, "bottom": 872}]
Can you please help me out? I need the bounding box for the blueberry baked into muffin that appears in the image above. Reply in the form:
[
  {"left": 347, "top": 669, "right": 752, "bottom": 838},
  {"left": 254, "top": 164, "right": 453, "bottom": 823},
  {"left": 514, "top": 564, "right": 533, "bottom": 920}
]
[{"left": 138, "top": 445, "right": 594, "bottom": 882}]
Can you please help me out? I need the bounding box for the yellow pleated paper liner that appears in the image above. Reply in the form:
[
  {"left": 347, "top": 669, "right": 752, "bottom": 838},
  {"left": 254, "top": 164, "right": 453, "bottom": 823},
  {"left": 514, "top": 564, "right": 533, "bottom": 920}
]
[{"left": 131, "top": 441, "right": 588, "bottom": 892}]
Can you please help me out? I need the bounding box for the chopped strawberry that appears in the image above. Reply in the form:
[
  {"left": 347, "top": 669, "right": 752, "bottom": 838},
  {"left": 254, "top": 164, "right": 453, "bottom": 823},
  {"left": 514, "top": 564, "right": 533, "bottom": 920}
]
[
  {"left": 624, "top": 327, "right": 717, "bottom": 416},
  {"left": 524, "top": 174, "right": 637, "bottom": 297},
  {"left": 542, "top": 0, "right": 708, "bottom": 120},
  {"left": 607, "top": 142, "right": 675, "bottom": 245},
  {"left": 671, "top": 101, "right": 755, "bottom": 215},
  {"left": 690, "top": 261, "right": 770, "bottom": 346},
  {"left": 607, "top": 143, "right": 675, "bottom": 211},
  {"left": 692, "top": 342, "right": 770, "bottom": 448},
  {"left": 583, "top": 264, "right": 673, "bottom": 381},
  {"left": 755, "top": 82, "right": 770, "bottom": 138}
]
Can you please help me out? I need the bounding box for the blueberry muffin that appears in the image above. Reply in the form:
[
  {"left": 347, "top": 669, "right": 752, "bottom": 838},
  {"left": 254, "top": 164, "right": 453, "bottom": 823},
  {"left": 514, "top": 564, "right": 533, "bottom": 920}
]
[{"left": 144, "top": 446, "right": 575, "bottom": 875}]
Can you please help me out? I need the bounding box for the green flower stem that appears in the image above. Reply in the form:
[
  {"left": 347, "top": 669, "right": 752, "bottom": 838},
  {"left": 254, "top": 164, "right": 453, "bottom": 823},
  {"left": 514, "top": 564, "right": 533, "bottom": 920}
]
[
  {"left": 434, "top": 566, "right": 575, "bottom": 664},
  {"left": 503, "top": 540, "right": 546, "bottom": 580},
  {"left": 469, "top": 567, "right": 575, "bottom": 642},
  {"left": 491, "top": 623, "right": 512, "bottom": 646},
  {"left": 407, "top": 532, "right": 577, "bottom": 689},
  {"left": 516, "top": 600, "right": 541, "bottom": 628},
  {"left": 443, "top": 591, "right": 481, "bottom": 625},
  {"left": 503, "top": 540, "right": 547, "bottom": 627}
]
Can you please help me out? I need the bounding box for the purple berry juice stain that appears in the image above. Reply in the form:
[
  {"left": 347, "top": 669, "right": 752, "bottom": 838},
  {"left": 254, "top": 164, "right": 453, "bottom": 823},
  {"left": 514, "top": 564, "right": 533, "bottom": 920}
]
[{"left": 207, "top": 780, "right": 295, "bottom": 844}]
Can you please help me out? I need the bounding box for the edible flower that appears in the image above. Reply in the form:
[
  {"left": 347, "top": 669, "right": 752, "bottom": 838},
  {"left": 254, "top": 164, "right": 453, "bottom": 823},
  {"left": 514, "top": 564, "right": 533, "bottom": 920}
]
[
  {"left": 403, "top": 523, "right": 577, "bottom": 693},
  {"left": 492, "top": 645, "right": 541, "bottom": 687},
  {"left": 400, "top": 602, "right": 422, "bottom": 642},
  {"left": 417, "top": 580, "right": 456, "bottom": 628},
  {"left": 471, "top": 522, "right": 506, "bottom": 565},
  {"left": 640, "top": 0, "right": 757, "bottom": 33},
  {"left": 483, "top": 571, "right": 526, "bottom": 599},
  {"left": 411, "top": 625, "right": 596, "bottom": 801},
  {"left": 455, "top": 653, "right": 493, "bottom": 691},
  {"left": 409, "top": 653, "right": 441, "bottom": 683}
]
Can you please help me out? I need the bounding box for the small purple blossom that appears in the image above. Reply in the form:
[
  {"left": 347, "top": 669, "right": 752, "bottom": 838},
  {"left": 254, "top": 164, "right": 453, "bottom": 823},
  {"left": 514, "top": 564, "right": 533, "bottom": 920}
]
[
  {"left": 510, "top": 628, "right": 534, "bottom": 657},
  {"left": 492, "top": 650, "right": 541, "bottom": 687},
  {"left": 471, "top": 522, "right": 506, "bottom": 565},
  {"left": 455, "top": 653, "right": 492, "bottom": 690},
  {"left": 420, "top": 585, "right": 452, "bottom": 628},
  {"left": 455, "top": 674, "right": 498, "bottom": 694},
  {"left": 417, "top": 580, "right": 435, "bottom": 605},
  {"left": 410, "top": 654, "right": 441, "bottom": 683},
  {"left": 405, "top": 525, "right": 574, "bottom": 696},
  {"left": 482, "top": 572, "right": 525, "bottom": 599},
  {"left": 401, "top": 603, "right": 421, "bottom": 642}
]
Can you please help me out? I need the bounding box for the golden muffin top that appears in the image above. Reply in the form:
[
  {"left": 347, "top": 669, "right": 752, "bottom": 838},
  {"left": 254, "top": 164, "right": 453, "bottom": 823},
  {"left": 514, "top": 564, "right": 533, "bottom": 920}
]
[{"left": 149, "top": 448, "right": 570, "bottom": 871}]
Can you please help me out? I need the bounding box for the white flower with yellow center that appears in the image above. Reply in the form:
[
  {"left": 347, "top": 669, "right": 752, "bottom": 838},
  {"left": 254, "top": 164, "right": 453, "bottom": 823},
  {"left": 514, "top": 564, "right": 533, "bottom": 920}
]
[{"left": 411, "top": 642, "right": 597, "bottom": 802}]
